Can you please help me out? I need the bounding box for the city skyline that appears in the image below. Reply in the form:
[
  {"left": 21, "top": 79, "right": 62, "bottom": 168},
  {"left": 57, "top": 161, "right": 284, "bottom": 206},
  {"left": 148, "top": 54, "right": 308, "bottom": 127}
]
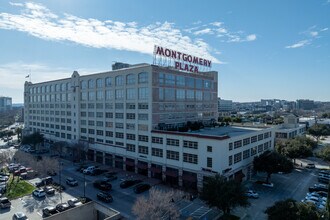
[{"left": 0, "top": 0, "right": 329, "bottom": 103}]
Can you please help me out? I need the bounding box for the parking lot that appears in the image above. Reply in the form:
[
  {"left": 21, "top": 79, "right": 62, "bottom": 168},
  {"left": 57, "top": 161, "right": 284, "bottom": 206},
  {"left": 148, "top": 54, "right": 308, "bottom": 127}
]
[
  {"left": 1, "top": 157, "right": 220, "bottom": 220},
  {"left": 233, "top": 166, "right": 321, "bottom": 219}
]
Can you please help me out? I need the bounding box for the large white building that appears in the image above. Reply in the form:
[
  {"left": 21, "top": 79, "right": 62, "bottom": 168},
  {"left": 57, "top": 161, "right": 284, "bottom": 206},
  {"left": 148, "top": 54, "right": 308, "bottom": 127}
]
[
  {"left": 0, "top": 96, "right": 12, "bottom": 111},
  {"left": 24, "top": 62, "right": 275, "bottom": 191}
]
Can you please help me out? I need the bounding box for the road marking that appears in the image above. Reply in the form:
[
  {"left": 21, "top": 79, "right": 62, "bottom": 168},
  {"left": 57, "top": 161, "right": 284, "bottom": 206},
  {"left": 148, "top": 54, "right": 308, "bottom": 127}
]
[
  {"left": 37, "top": 212, "right": 42, "bottom": 216},
  {"left": 179, "top": 202, "right": 194, "bottom": 212}
]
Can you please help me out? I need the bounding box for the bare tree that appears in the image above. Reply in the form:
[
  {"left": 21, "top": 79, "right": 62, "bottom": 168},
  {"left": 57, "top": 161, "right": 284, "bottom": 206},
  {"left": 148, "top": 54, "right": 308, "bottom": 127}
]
[
  {"left": 72, "top": 141, "right": 89, "bottom": 163},
  {"left": 132, "top": 188, "right": 183, "bottom": 220},
  {"left": 0, "top": 149, "right": 16, "bottom": 168}
]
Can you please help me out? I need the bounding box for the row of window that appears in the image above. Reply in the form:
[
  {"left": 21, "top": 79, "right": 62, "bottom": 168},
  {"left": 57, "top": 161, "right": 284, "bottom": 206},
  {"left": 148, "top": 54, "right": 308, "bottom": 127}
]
[
  {"left": 80, "top": 112, "right": 148, "bottom": 120},
  {"left": 158, "top": 88, "right": 215, "bottom": 101},
  {"left": 229, "top": 132, "right": 272, "bottom": 151},
  {"left": 152, "top": 138, "right": 199, "bottom": 149},
  {"left": 228, "top": 141, "right": 271, "bottom": 166},
  {"left": 80, "top": 87, "right": 149, "bottom": 101},
  {"left": 158, "top": 73, "right": 213, "bottom": 90}
]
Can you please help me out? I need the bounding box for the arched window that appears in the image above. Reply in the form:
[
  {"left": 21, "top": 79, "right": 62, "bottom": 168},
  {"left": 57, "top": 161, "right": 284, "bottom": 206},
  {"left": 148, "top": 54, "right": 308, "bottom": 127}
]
[
  {"left": 96, "top": 78, "right": 103, "bottom": 88},
  {"left": 126, "top": 74, "right": 135, "bottom": 85},
  {"left": 66, "top": 82, "right": 71, "bottom": 91},
  {"left": 55, "top": 84, "right": 60, "bottom": 92},
  {"left": 138, "top": 72, "right": 148, "bottom": 83},
  {"left": 81, "top": 80, "right": 87, "bottom": 89},
  {"left": 61, "top": 83, "right": 66, "bottom": 91},
  {"left": 105, "top": 77, "right": 112, "bottom": 87},
  {"left": 115, "top": 75, "right": 123, "bottom": 86},
  {"left": 88, "top": 79, "right": 95, "bottom": 89}
]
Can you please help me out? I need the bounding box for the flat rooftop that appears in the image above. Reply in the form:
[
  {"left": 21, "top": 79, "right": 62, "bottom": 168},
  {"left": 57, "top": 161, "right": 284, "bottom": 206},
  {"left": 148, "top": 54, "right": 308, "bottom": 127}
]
[{"left": 189, "top": 126, "right": 262, "bottom": 138}]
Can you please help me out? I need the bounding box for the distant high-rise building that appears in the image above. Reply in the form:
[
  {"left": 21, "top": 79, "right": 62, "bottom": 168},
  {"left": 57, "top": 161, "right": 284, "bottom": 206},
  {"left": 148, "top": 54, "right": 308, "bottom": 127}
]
[
  {"left": 0, "top": 96, "right": 12, "bottom": 111},
  {"left": 218, "top": 98, "right": 233, "bottom": 112},
  {"left": 296, "top": 99, "right": 315, "bottom": 110}
]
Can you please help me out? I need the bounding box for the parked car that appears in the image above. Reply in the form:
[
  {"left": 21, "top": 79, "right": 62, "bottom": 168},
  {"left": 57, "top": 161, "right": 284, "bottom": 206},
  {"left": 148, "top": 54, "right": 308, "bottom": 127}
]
[
  {"left": 90, "top": 168, "right": 108, "bottom": 176},
  {"left": 12, "top": 212, "right": 28, "bottom": 220},
  {"left": 133, "top": 183, "right": 151, "bottom": 194},
  {"left": 93, "top": 180, "right": 112, "bottom": 191},
  {"left": 309, "top": 184, "right": 328, "bottom": 193},
  {"left": 97, "top": 191, "right": 113, "bottom": 203},
  {"left": 56, "top": 203, "right": 70, "bottom": 212},
  {"left": 306, "top": 163, "right": 316, "bottom": 169},
  {"left": 103, "top": 171, "right": 118, "bottom": 177},
  {"left": 33, "top": 189, "right": 46, "bottom": 198},
  {"left": 0, "top": 176, "right": 9, "bottom": 182},
  {"left": 35, "top": 176, "right": 53, "bottom": 187},
  {"left": 0, "top": 197, "right": 11, "bottom": 209},
  {"left": 120, "top": 179, "right": 142, "bottom": 188},
  {"left": 66, "top": 177, "right": 78, "bottom": 186},
  {"left": 42, "top": 206, "right": 58, "bottom": 217},
  {"left": 83, "top": 166, "right": 96, "bottom": 174},
  {"left": 318, "top": 177, "right": 330, "bottom": 184},
  {"left": 76, "top": 165, "right": 88, "bottom": 172},
  {"left": 245, "top": 190, "right": 259, "bottom": 199},
  {"left": 67, "top": 198, "right": 83, "bottom": 207},
  {"left": 102, "top": 175, "right": 118, "bottom": 182},
  {"left": 44, "top": 186, "right": 55, "bottom": 195}
]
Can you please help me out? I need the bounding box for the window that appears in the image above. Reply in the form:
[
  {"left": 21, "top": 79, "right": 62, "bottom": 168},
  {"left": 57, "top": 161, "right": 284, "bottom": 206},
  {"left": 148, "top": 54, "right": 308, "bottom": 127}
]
[
  {"left": 115, "top": 132, "right": 124, "bottom": 138},
  {"left": 243, "top": 138, "right": 250, "bottom": 146},
  {"left": 251, "top": 146, "right": 257, "bottom": 156},
  {"left": 138, "top": 114, "right": 148, "bottom": 120},
  {"left": 96, "top": 130, "right": 104, "bottom": 136},
  {"left": 115, "top": 123, "right": 124, "bottom": 129},
  {"left": 96, "top": 121, "right": 103, "bottom": 127},
  {"left": 186, "top": 77, "right": 194, "bottom": 88},
  {"left": 105, "top": 90, "right": 113, "bottom": 100},
  {"left": 105, "top": 131, "right": 113, "bottom": 137},
  {"left": 243, "top": 149, "right": 250, "bottom": 159},
  {"left": 207, "top": 146, "right": 212, "bottom": 152},
  {"left": 264, "top": 142, "right": 269, "bottom": 151},
  {"left": 138, "top": 103, "right": 148, "bottom": 109},
  {"left": 186, "top": 90, "right": 194, "bottom": 100},
  {"left": 138, "top": 87, "right": 149, "bottom": 99},
  {"left": 165, "top": 74, "right": 175, "bottom": 85},
  {"left": 165, "top": 88, "right": 175, "bottom": 101},
  {"left": 126, "top": 88, "right": 136, "bottom": 100},
  {"left": 115, "top": 103, "right": 124, "bottom": 109},
  {"left": 126, "top": 103, "right": 135, "bottom": 109},
  {"left": 115, "top": 113, "right": 124, "bottom": 119},
  {"left": 88, "top": 79, "right": 95, "bottom": 89},
  {"left": 88, "top": 112, "right": 95, "bottom": 117},
  {"left": 264, "top": 132, "right": 269, "bottom": 139},
  {"left": 176, "top": 76, "right": 185, "bottom": 86},
  {"left": 183, "top": 140, "right": 198, "bottom": 149},
  {"left": 138, "top": 72, "right": 148, "bottom": 83},
  {"left": 81, "top": 92, "right": 87, "bottom": 101},
  {"left": 88, "top": 91, "right": 95, "bottom": 101},
  {"left": 251, "top": 136, "right": 257, "bottom": 143},
  {"left": 258, "top": 144, "right": 263, "bottom": 153},
  {"left": 88, "top": 129, "right": 95, "bottom": 134},
  {"left": 138, "top": 135, "right": 149, "bottom": 142},
  {"left": 127, "top": 144, "right": 135, "bottom": 152},
  {"left": 126, "top": 113, "right": 135, "bottom": 119},
  {"left": 138, "top": 145, "right": 148, "bottom": 155},
  {"left": 152, "top": 148, "right": 163, "bottom": 157},
  {"left": 166, "top": 150, "right": 179, "bottom": 161},
  {"left": 115, "top": 75, "right": 124, "bottom": 86},
  {"left": 88, "top": 120, "right": 95, "bottom": 126},
  {"left": 96, "top": 112, "right": 103, "bottom": 118},
  {"left": 234, "top": 140, "right": 242, "bottom": 149},
  {"left": 234, "top": 152, "right": 242, "bottom": 164},
  {"left": 126, "top": 123, "right": 135, "bottom": 130},
  {"left": 126, "top": 74, "right": 135, "bottom": 85},
  {"left": 126, "top": 133, "right": 136, "bottom": 140},
  {"left": 96, "top": 78, "right": 103, "bottom": 88},
  {"left": 105, "top": 122, "right": 113, "bottom": 128},
  {"left": 81, "top": 81, "right": 87, "bottom": 89},
  {"left": 105, "top": 112, "right": 113, "bottom": 118},
  {"left": 258, "top": 134, "right": 264, "bottom": 141},
  {"left": 115, "top": 89, "right": 124, "bottom": 99},
  {"left": 229, "top": 143, "right": 233, "bottom": 151},
  {"left": 152, "top": 137, "right": 163, "bottom": 144},
  {"left": 183, "top": 153, "right": 198, "bottom": 164},
  {"left": 176, "top": 89, "right": 185, "bottom": 100},
  {"left": 207, "top": 157, "right": 212, "bottom": 168},
  {"left": 229, "top": 155, "right": 232, "bottom": 166},
  {"left": 196, "top": 91, "right": 203, "bottom": 100},
  {"left": 96, "top": 91, "right": 103, "bottom": 100},
  {"left": 105, "top": 77, "right": 112, "bottom": 87},
  {"left": 167, "top": 138, "right": 180, "bottom": 146}
]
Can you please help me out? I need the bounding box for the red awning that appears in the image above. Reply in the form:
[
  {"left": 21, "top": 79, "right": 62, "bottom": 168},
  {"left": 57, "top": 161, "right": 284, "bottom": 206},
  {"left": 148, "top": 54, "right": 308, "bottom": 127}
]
[
  {"left": 137, "top": 163, "right": 148, "bottom": 169},
  {"left": 182, "top": 174, "right": 197, "bottom": 182},
  {"left": 165, "top": 170, "right": 178, "bottom": 177},
  {"left": 125, "top": 160, "right": 135, "bottom": 166},
  {"left": 150, "top": 167, "right": 162, "bottom": 173}
]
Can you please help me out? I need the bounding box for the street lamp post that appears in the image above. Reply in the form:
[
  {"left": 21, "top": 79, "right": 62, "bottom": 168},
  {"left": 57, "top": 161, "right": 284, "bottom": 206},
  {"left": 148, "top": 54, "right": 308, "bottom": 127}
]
[{"left": 59, "top": 159, "right": 63, "bottom": 203}]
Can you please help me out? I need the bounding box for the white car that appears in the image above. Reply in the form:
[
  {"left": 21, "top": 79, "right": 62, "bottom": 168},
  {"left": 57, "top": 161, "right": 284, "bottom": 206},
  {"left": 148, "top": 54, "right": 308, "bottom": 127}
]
[
  {"left": 302, "top": 199, "right": 317, "bottom": 205},
  {"left": 262, "top": 182, "right": 274, "bottom": 188},
  {"left": 32, "top": 189, "right": 46, "bottom": 198},
  {"left": 245, "top": 190, "right": 259, "bottom": 199},
  {"left": 305, "top": 196, "right": 319, "bottom": 203},
  {"left": 83, "top": 166, "right": 96, "bottom": 174},
  {"left": 67, "top": 198, "right": 83, "bottom": 207},
  {"left": 13, "top": 212, "right": 29, "bottom": 220}
]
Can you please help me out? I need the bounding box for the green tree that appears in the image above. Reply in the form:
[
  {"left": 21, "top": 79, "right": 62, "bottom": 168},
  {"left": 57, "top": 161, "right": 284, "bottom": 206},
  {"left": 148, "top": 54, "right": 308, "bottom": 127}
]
[
  {"left": 15, "top": 127, "right": 23, "bottom": 142},
  {"left": 253, "top": 151, "right": 293, "bottom": 183},
  {"left": 22, "top": 132, "right": 44, "bottom": 150},
  {"left": 308, "top": 124, "right": 330, "bottom": 143},
  {"left": 265, "top": 199, "right": 321, "bottom": 220},
  {"left": 200, "top": 174, "right": 249, "bottom": 214},
  {"left": 316, "top": 145, "right": 330, "bottom": 162}
]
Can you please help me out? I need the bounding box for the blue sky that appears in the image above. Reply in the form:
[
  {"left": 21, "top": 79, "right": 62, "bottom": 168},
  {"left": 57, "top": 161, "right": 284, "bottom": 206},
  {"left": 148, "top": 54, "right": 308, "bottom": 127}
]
[{"left": 0, "top": 0, "right": 329, "bottom": 103}]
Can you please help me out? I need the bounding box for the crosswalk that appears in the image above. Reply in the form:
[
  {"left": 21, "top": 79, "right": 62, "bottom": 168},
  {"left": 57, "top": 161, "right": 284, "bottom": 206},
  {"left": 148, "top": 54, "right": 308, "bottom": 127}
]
[{"left": 190, "top": 206, "right": 212, "bottom": 219}]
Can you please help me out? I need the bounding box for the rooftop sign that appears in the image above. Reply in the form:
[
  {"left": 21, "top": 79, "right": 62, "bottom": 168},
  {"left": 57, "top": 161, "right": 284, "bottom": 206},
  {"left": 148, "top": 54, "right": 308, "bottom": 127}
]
[{"left": 153, "top": 45, "right": 212, "bottom": 73}]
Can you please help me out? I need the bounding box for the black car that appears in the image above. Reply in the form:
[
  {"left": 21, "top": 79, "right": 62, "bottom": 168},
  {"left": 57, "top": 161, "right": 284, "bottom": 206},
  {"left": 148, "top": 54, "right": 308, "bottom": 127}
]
[
  {"left": 42, "top": 206, "right": 58, "bottom": 217},
  {"left": 35, "top": 176, "right": 53, "bottom": 187},
  {"left": 93, "top": 180, "right": 112, "bottom": 191},
  {"left": 97, "top": 191, "right": 113, "bottom": 203},
  {"left": 102, "top": 175, "right": 118, "bottom": 182},
  {"left": 90, "top": 168, "right": 108, "bottom": 176},
  {"left": 104, "top": 171, "right": 118, "bottom": 177},
  {"left": 133, "top": 183, "right": 151, "bottom": 194},
  {"left": 0, "top": 197, "right": 11, "bottom": 209},
  {"left": 76, "top": 165, "right": 88, "bottom": 172},
  {"left": 120, "top": 179, "right": 142, "bottom": 188},
  {"left": 309, "top": 185, "right": 328, "bottom": 193},
  {"left": 318, "top": 177, "right": 330, "bottom": 184},
  {"left": 56, "top": 203, "right": 70, "bottom": 212},
  {"left": 66, "top": 177, "right": 78, "bottom": 186}
]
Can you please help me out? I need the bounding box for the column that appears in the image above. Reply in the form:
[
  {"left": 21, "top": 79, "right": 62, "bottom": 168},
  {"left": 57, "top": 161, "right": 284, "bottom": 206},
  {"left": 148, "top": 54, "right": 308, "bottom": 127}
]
[
  {"left": 93, "top": 150, "right": 96, "bottom": 162},
  {"left": 197, "top": 173, "right": 204, "bottom": 192},
  {"left": 178, "top": 169, "right": 183, "bottom": 187},
  {"left": 147, "top": 163, "right": 151, "bottom": 178},
  {"left": 162, "top": 165, "right": 166, "bottom": 182},
  {"left": 123, "top": 157, "right": 126, "bottom": 171},
  {"left": 134, "top": 159, "right": 138, "bottom": 173},
  {"left": 112, "top": 155, "right": 115, "bottom": 168},
  {"left": 102, "top": 152, "right": 105, "bottom": 165}
]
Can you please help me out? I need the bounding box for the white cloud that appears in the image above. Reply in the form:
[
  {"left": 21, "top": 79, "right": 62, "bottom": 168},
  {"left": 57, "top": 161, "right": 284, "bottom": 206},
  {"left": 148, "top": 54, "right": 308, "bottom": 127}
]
[
  {"left": 310, "top": 31, "right": 318, "bottom": 37},
  {"left": 246, "top": 34, "right": 257, "bottom": 41},
  {"left": 210, "top": 22, "right": 223, "bottom": 27},
  {"left": 9, "top": 2, "right": 23, "bottom": 7},
  {"left": 193, "top": 28, "right": 213, "bottom": 35},
  {"left": 320, "top": 27, "right": 328, "bottom": 31},
  {"left": 0, "top": 2, "right": 221, "bottom": 63},
  {"left": 285, "top": 40, "right": 310, "bottom": 49}
]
